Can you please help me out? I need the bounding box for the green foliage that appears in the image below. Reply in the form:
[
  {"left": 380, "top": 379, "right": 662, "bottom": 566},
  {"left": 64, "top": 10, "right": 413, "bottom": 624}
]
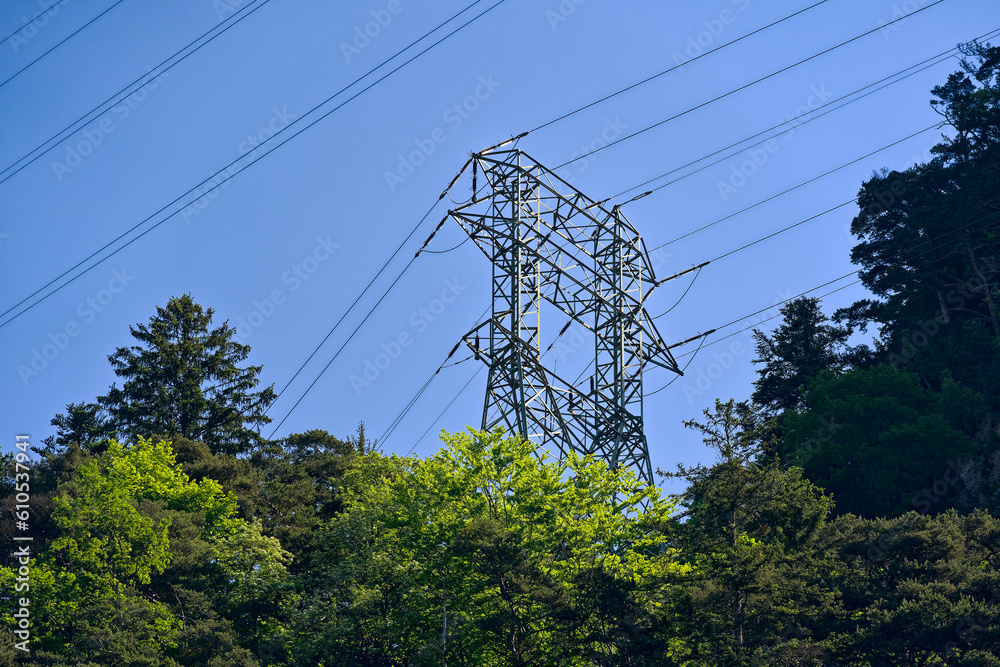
[
  {"left": 751, "top": 298, "right": 852, "bottom": 416},
  {"left": 0, "top": 437, "right": 266, "bottom": 666},
  {"left": 6, "top": 45, "right": 1000, "bottom": 666},
  {"left": 837, "top": 42, "right": 1000, "bottom": 410},
  {"left": 98, "top": 294, "right": 276, "bottom": 455},
  {"left": 246, "top": 429, "right": 357, "bottom": 574},
  {"left": 291, "top": 428, "right": 687, "bottom": 666},
  {"left": 827, "top": 509, "right": 1000, "bottom": 665},
  {"left": 781, "top": 365, "right": 977, "bottom": 518},
  {"left": 663, "top": 399, "right": 839, "bottom": 664}
]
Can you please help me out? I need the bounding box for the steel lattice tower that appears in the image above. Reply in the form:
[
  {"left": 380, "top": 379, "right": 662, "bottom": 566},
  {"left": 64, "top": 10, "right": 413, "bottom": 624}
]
[{"left": 447, "top": 147, "right": 681, "bottom": 483}]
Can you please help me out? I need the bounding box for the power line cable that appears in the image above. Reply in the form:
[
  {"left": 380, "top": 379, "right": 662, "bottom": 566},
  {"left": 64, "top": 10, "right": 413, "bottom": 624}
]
[
  {"left": 647, "top": 334, "right": 709, "bottom": 396},
  {"left": 0, "top": 0, "right": 506, "bottom": 330},
  {"left": 667, "top": 206, "right": 1000, "bottom": 362},
  {"left": 391, "top": 198, "right": 1000, "bottom": 453},
  {"left": 651, "top": 266, "right": 703, "bottom": 319},
  {"left": 646, "top": 123, "right": 939, "bottom": 259},
  {"left": 673, "top": 280, "right": 861, "bottom": 361},
  {"left": 606, "top": 33, "right": 1000, "bottom": 204},
  {"left": 549, "top": 0, "right": 944, "bottom": 171},
  {"left": 1, "top": 0, "right": 70, "bottom": 46},
  {"left": 0, "top": 0, "right": 127, "bottom": 89},
  {"left": 0, "top": 0, "right": 276, "bottom": 184},
  {"left": 525, "top": 0, "right": 833, "bottom": 134},
  {"left": 404, "top": 366, "right": 482, "bottom": 455},
  {"left": 266, "top": 255, "right": 421, "bottom": 437},
  {"left": 265, "top": 204, "right": 444, "bottom": 411}
]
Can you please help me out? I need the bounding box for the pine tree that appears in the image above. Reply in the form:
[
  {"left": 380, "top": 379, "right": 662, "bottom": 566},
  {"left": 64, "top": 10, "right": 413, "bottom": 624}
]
[
  {"left": 99, "top": 294, "right": 276, "bottom": 455},
  {"left": 751, "top": 297, "right": 851, "bottom": 415}
]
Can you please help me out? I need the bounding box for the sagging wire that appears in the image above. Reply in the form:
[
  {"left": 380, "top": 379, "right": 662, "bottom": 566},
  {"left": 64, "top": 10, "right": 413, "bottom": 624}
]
[
  {"left": 651, "top": 265, "right": 704, "bottom": 319},
  {"left": 423, "top": 236, "right": 470, "bottom": 254}
]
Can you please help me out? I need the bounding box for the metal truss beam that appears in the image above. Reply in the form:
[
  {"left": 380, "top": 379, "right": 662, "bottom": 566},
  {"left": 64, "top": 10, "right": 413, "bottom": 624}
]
[{"left": 448, "top": 148, "right": 680, "bottom": 483}]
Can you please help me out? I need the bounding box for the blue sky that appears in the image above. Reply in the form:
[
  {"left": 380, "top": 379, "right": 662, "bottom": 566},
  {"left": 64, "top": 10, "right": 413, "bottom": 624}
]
[{"left": 1, "top": 0, "right": 996, "bottom": 488}]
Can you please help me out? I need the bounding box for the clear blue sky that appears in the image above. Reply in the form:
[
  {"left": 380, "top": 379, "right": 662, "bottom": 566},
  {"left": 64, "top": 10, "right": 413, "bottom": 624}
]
[{"left": 1, "top": 0, "right": 996, "bottom": 488}]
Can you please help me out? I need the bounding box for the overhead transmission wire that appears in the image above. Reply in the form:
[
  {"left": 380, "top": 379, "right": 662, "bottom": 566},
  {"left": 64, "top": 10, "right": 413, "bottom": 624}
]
[
  {"left": 261, "top": 55, "right": 965, "bottom": 438},
  {"left": 264, "top": 186, "right": 489, "bottom": 433},
  {"left": 382, "top": 306, "right": 584, "bottom": 452},
  {"left": 377, "top": 50, "right": 972, "bottom": 443},
  {"left": 4, "top": 0, "right": 965, "bottom": 333},
  {"left": 607, "top": 31, "right": 1000, "bottom": 206},
  {"left": 423, "top": 38, "right": 989, "bottom": 393},
  {"left": 342, "top": 36, "right": 975, "bottom": 445},
  {"left": 661, "top": 205, "right": 1000, "bottom": 384},
  {"left": 645, "top": 124, "right": 937, "bottom": 255},
  {"left": 646, "top": 335, "right": 709, "bottom": 397},
  {"left": 404, "top": 366, "right": 483, "bottom": 455},
  {"left": 0, "top": 1, "right": 955, "bottom": 330},
  {"left": 0, "top": 0, "right": 70, "bottom": 46},
  {"left": 1, "top": 0, "right": 277, "bottom": 184},
  {"left": 549, "top": 0, "right": 944, "bottom": 171},
  {"left": 378, "top": 17, "right": 994, "bottom": 447},
  {"left": 525, "top": 0, "right": 834, "bottom": 134},
  {"left": 378, "top": 308, "right": 488, "bottom": 449},
  {"left": 650, "top": 203, "right": 1000, "bottom": 387},
  {"left": 651, "top": 266, "right": 704, "bottom": 319},
  {"left": 0, "top": 0, "right": 769, "bottom": 325},
  {"left": 630, "top": 122, "right": 936, "bottom": 281},
  {"left": 0, "top": 0, "right": 127, "bottom": 89},
  {"left": 402, "top": 126, "right": 1000, "bottom": 437},
  {"left": 7, "top": 2, "right": 961, "bottom": 439},
  {"left": 433, "top": 204, "right": 1000, "bottom": 413},
  {"left": 0, "top": 0, "right": 507, "bottom": 330}
]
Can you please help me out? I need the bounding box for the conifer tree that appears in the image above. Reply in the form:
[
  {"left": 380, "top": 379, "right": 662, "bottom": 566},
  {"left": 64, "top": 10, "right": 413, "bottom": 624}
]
[{"left": 99, "top": 294, "right": 275, "bottom": 455}]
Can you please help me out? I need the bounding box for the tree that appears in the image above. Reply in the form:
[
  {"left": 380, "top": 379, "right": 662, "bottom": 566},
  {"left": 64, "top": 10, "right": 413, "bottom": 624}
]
[
  {"left": 836, "top": 42, "right": 1000, "bottom": 408},
  {"left": 99, "top": 294, "right": 276, "bottom": 455},
  {"left": 751, "top": 297, "right": 851, "bottom": 416},
  {"left": 40, "top": 402, "right": 114, "bottom": 455},
  {"left": 291, "top": 428, "right": 687, "bottom": 665},
  {"left": 780, "top": 365, "right": 977, "bottom": 518},
  {"left": 0, "top": 437, "right": 276, "bottom": 666},
  {"left": 246, "top": 429, "right": 357, "bottom": 575},
  {"left": 826, "top": 509, "right": 1000, "bottom": 665},
  {"left": 661, "top": 399, "right": 839, "bottom": 665}
]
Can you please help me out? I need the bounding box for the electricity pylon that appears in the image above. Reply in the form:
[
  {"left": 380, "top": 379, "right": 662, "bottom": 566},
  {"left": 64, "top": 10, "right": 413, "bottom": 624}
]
[{"left": 446, "top": 146, "right": 681, "bottom": 483}]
